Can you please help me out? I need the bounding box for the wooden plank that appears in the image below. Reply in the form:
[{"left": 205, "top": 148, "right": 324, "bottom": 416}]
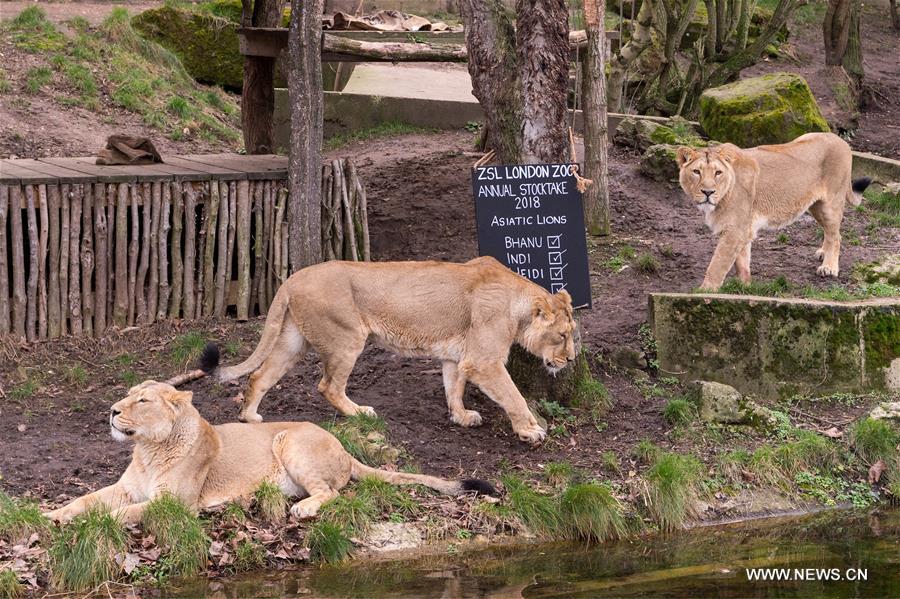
[
  {"left": 178, "top": 154, "right": 288, "bottom": 180},
  {"left": 13, "top": 159, "right": 97, "bottom": 184},
  {"left": 39, "top": 157, "right": 176, "bottom": 183},
  {"left": 0, "top": 161, "right": 56, "bottom": 185},
  {"left": 139, "top": 161, "right": 214, "bottom": 181},
  {"left": 162, "top": 155, "right": 248, "bottom": 181}
]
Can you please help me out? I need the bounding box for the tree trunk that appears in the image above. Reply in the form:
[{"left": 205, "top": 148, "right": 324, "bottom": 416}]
[
  {"left": 608, "top": 0, "right": 655, "bottom": 112},
  {"left": 842, "top": 0, "right": 864, "bottom": 84},
  {"left": 0, "top": 186, "right": 8, "bottom": 336},
  {"left": 891, "top": 0, "right": 900, "bottom": 30},
  {"left": 242, "top": 0, "right": 282, "bottom": 154},
  {"left": 459, "top": 0, "right": 523, "bottom": 163},
  {"left": 517, "top": 0, "right": 569, "bottom": 163},
  {"left": 582, "top": 0, "right": 611, "bottom": 236},
  {"left": 287, "top": 0, "right": 324, "bottom": 270},
  {"left": 824, "top": 0, "right": 852, "bottom": 66}
]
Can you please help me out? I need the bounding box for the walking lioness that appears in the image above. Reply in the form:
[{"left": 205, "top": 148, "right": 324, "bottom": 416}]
[
  {"left": 676, "top": 132, "right": 871, "bottom": 290},
  {"left": 201, "top": 257, "right": 577, "bottom": 444},
  {"left": 44, "top": 381, "right": 494, "bottom": 524}
]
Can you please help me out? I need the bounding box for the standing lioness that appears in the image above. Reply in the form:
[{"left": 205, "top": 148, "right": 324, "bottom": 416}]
[
  {"left": 676, "top": 132, "right": 871, "bottom": 290},
  {"left": 202, "top": 257, "right": 577, "bottom": 443}
]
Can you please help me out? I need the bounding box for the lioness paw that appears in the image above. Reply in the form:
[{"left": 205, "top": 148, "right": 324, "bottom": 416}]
[
  {"left": 354, "top": 405, "right": 378, "bottom": 417},
  {"left": 290, "top": 502, "right": 320, "bottom": 520},
  {"left": 451, "top": 410, "right": 483, "bottom": 428},
  {"left": 517, "top": 425, "right": 547, "bottom": 445},
  {"left": 238, "top": 411, "right": 263, "bottom": 423},
  {"left": 817, "top": 264, "right": 839, "bottom": 277}
]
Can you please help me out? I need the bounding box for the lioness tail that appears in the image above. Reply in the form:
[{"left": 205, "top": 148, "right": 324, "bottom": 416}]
[
  {"left": 198, "top": 287, "right": 291, "bottom": 382},
  {"left": 848, "top": 177, "right": 872, "bottom": 207},
  {"left": 350, "top": 459, "right": 497, "bottom": 497}
]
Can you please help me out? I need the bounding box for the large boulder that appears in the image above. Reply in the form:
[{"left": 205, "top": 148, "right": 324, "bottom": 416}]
[
  {"left": 132, "top": 6, "right": 244, "bottom": 89},
  {"left": 699, "top": 73, "right": 829, "bottom": 147},
  {"left": 639, "top": 144, "right": 680, "bottom": 182}
]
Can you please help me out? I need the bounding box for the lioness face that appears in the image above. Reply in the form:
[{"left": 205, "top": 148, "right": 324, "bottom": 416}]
[
  {"left": 676, "top": 146, "right": 737, "bottom": 214},
  {"left": 109, "top": 381, "right": 191, "bottom": 444},
  {"left": 524, "top": 291, "right": 577, "bottom": 374}
]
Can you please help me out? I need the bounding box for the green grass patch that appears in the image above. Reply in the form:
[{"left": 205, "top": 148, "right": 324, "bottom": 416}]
[
  {"left": 252, "top": 481, "right": 287, "bottom": 523},
  {"left": 169, "top": 332, "right": 207, "bottom": 365},
  {"left": 0, "top": 490, "right": 49, "bottom": 542},
  {"left": 142, "top": 494, "right": 208, "bottom": 577},
  {"left": 850, "top": 418, "right": 900, "bottom": 465},
  {"left": 559, "top": 483, "right": 627, "bottom": 543},
  {"left": 0, "top": 69, "right": 11, "bottom": 94},
  {"left": 544, "top": 462, "right": 576, "bottom": 487},
  {"left": 641, "top": 452, "right": 703, "bottom": 532},
  {"left": 48, "top": 507, "right": 127, "bottom": 592},
  {"left": 233, "top": 539, "right": 265, "bottom": 571},
  {"left": 861, "top": 188, "right": 899, "bottom": 228},
  {"left": 663, "top": 397, "right": 696, "bottom": 426},
  {"left": 64, "top": 365, "right": 88, "bottom": 386},
  {"left": 632, "top": 439, "right": 661, "bottom": 463},
  {"left": 325, "top": 122, "right": 435, "bottom": 150},
  {"left": 8, "top": 377, "right": 40, "bottom": 401},
  {"left": 319, "top": 494, "right": 377, "bottom": 534},
  {"left": 25, "top": 66, "right": 53, "bottom": 94},
  {"left": 603, "top": 245, "right": 637, "bottom": 271},
  {"left": 601, "top": 451, "right": 621, "bottom": 475},
  {"left": 355, "top": 476, "right": 418, "bottom": 518},
  {"left": 635, "top": 253, "right": 659, "bottom": 274},
  {"left": 221, "top": 502, "right": 247, "bottom": 525},
  {"left": 572, "top": 375, "right": 613, "bottom": 412},
  {"left": 6, "top": 7, "right": 67, "bottom": 53},
  {"left": 305, "top": 521, "right": 352, "bottom": 563},
  {"left": 0, "top": 570, "right": 23, "bottom": 599},
  {"left": 716, "top": 275, "right": 792, "bottom": 296},
  {"left": 120, "top": 369, "right": 140, "bottom": 387},
  {"left": 321, "top": 417, "right": 391, "bottom": 467},
  {"left": 501, "top": 475, "right": 559, "bottom": 536}
]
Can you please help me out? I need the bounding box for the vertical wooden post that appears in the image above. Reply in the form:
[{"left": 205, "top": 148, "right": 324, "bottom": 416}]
[
  {"left": 113, "top": 183, "right": 129, "bottom": 328},
  {"left": 147, "top": 182, "right": 162, "bottom": 323},
  {"left": 203, "top": 180, "right": 220, "bottom": 317},
  {"left": 127, "top": 185, "right": 139, "bottom": 326},
  {"left": 37, "top": 185, "right": 49, "bottom": 340},
  {"left": 169, "top": 182, "right": 184, "bottom": 319},
  {"left": 93, "top": 184, "right": 108, "bottom": 335},
  {"left": 47, "top": 185, "right": 61, "bottom": 338},
  {"left": 213, "top": 181, "right": 229, "bottom": 317},
  {"left": 182, "top": 183, "right": 197, "bottom": 320},
  {"left": 24, "top": 186, "right": 39, "bottom": 342},
  {"left": 224, "top": 182, "right": 237, "bottom": 315},
  {"left": 263, "top": 181, "right": 274, "bottom": 309},
  {"left": 136, "top": 183, "right": 151, "bottom": 324},
  {"left": 236, "top": 179, "right": 251, "bottom": 320},
  {"left": 0, "top": 186, "right": 9, "bottom": 335},
  {"left": 10, "top": 186, "right": 26, "bottom": 338},
  {"left": 106, "top": 186, "right": 115, "bottom": 323},
  {"left": 68, "top": 185, "right": 83, "bottom": 335},
  {"left": 81, "top": 184, "right": 94, "bottom": 336},
  {"left": 273, "top": 187, "right": 286, "bottom": 285},
  {"left": 251, "top": 181, "right": 264, "bottom": 315},
  {"left": 157, "top": 183, "right": 171, "bottom": 322}
]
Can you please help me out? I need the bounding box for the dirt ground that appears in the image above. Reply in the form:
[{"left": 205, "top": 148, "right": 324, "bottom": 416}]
[{"left": 1, "top": 131, "right": 895, "bottom": 505}]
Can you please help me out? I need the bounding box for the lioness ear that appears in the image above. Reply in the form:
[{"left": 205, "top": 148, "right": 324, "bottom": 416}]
[
  {"left": 532, "top": 296, "right": 554, "bottom": 322},
  {"left": 164, "top": 390, "right": 193, "bottom": 410},
  {"left": 716, "top": 143, "right": 743, "bottom": 164},
  {"left": 675, "top": 146, "right": 696, "bottom": 167},
  {"left": 555, "top": 289, "right": 572, "bottom": 306}
]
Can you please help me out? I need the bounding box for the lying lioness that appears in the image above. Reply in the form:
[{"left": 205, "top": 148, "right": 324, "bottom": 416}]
[
  {"left": 44, "top": 381, "right": 494, "bottom": 524},
  {"left": 202, "top": 256, "right": 577, "bottom": 443},
  {"left": 676, "top": 132, "right": 871, "bottom": 290}
]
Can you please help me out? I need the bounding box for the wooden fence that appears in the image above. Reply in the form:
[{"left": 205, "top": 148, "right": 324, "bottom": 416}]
[{"left": 0, "top": 154, "right": 369, "bottom": 341}]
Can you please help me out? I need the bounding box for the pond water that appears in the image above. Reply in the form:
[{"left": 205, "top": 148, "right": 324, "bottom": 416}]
[{"left": 168, "top": 508, "right": 899, "bottom": 598}]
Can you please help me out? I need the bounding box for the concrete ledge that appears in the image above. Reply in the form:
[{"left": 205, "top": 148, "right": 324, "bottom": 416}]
[{"left": 649, "top": 293, "right": 900, "bottom": 399}]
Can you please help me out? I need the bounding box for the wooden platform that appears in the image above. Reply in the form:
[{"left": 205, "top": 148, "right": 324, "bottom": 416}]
[{"left": 0, "top": 154, "right": 288, "bottom": 186}]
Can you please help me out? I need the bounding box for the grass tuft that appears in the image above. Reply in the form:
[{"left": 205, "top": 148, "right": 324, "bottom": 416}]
[
  {"left": 305, "top": 521, "right": 352, "bottom": 563},
  {"left": 559, "top": 483, "right": 627, "bottom": 543},
  {"left": 142, "top": 494, "right": 208, "bottom": 577},
  {"left": 25, "top": 66, "right": 53, "bottom": 94},
  {"left": 252, "top": 481, "right": 287, "bottom": 523},
  {"left": 0, "top": 570, "right": 23, "bottom": 599},
  {"left": 0, "top": 490, "right": 49, "bottom": 542},
  {"left": 663, "top": 397, "right": 696, "bottom": 426},
  {"left": 321, "top": 416, "right": 390, "bottom": 466},
  {"left": 319, "top": 494, "right": 377, "bottom": 534},
  {"left": 641, "top": 452, "right": 702, "bottom": 532},
  {"left": 233, "top": 539, "right": 265, "bottom": 571},
  {"left": 544, "top": 462, "right": 576, "bottom": 487},
  {"left": 48, "top": 507, "right": 127, "bottom": 592},
  {"left": 501, "top": 475, "right": 559, "bottom": 535},
  {"left": 572, "top": 375, "right": 613, "bottom": 411},
  {"left": 635, "top": 253, "right": 659, "bottom": 274},
  {"left": 850, "top": 418, "right": 900, "bottom": 465},
  {"left": 632, "top": 439, "right": 661, "bottom": 463},
  {"left": 169, "top": 332, "right": 207, "bottom": 366},
  {"left": 355, "top": 476, "right": 418, "bottom": 518},
  {"left": 717, "top": 275, "right": 792, "bottom": 296}
]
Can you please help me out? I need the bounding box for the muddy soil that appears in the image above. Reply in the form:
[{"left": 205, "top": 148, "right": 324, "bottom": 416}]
[{"left": 1, "top": 132, "right": 894, "bottom": 504}]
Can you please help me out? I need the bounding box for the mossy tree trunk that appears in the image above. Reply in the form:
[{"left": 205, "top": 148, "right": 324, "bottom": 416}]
[
  {"left": 823, "top": 0, "right": 864, "bottom": 102},
  {"left": 608, "top": 0, "right": 655, "bottom": 112},
  {"left": 891, "top": 0, "right": 900, "bottom": 30},
  {"left": 461, "top": 0, "right": 600, "bottom": 411},
  {"left": 287, "top": 0, "right": 323, "bottom": 269},
  {"left": 582, "top": 0, "right": 611, "bottom": 236},
  {"left": 242, "top": 0, "right": 284, "bottom": 154}
]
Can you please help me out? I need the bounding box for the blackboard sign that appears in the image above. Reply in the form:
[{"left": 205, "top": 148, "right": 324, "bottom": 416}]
[{"left": 472, "top": 163, "right": 592, "bottom": 309}]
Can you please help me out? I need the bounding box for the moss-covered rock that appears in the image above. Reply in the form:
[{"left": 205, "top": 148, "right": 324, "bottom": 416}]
[
  {"left": 640, "top": 144, "right": 680, "bottom": 182},
  {"left": 699, "top": 73, "right": 830, "bottom": 148},
  {"left": 853, "top": 255, "right": 900, "bottom": 286},
  {"left": 132, "top": 6, "right": 243, "bottom": 90}
]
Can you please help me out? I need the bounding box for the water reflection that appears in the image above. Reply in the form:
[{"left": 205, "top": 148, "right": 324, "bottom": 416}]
[{"left": 167, "top": 508, "right": 899, "bottom": 598}]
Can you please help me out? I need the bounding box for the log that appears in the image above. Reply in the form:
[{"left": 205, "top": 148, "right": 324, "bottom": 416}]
[
  {"left": 0, "top": 186, "right": 9, "bottom": 335},
  {"left": 93, "top": 184, "right": 108, "bottom": 335},
  {"left": 37, "top": 185, "right": 48, "bottom": 339},
  {"left": 339, "top": 161, "right": 359, "bottom": 261},
  {"left": 203, "top": 180, "right": 220, "bottom": 317},
  {"left": 46, "top": 185, "right": 61, "bottom": 338},
  {"left": 331, "top": 160, "right": 344, "bottom": 259},
  {"left": 80, "top": 184, "right": 94, "bottom": 336},
  {"left": 195, "top": 184, "right": 207, "bottom": 319},
  {"left": 136, "top": 183, "right": 151, "bottom": 324},
  {"left": 10, "top": 186, "right": 26, "bottom": 338},
  {"left": 169, "top": 182, "right": 184, "bottom": 319},
  {"left": 157, "top": 183, "right": 171, "bottom": 322},
  {"left": 59, "top": 185, "right": 70, "bottom": 334},
  {"left": 147, "top": 182, "right": 161, "bottom": 324},
  {"left": 345, "top": 160, "right": 370, "bottom": 260},
  {"left": 236, "top": 180, "right": 252, "bottom": 320},
  {"left": 69, "top": 185, "right": 83, "bottom": 335},
  {"left": 263, "top": 181, "right": 274, "bottom": 309},
  {"left": 182, "top": 183, "right": 197, "bottom": 320},
  {"left": 106, "top": 188, "right": 115, "bottom": 322},
  {"left": 213, "top": 181, "right": 229, "bottom": 317},
  {"left": 251, "top": 182, "right": 264, "bottom": 315},
  {"left": 273, "top": 186, "right": 285, "bottom": 284},
  {"left": 127, "top": 185, "right": 139, "bottom": 326},
  {"left": 322, "top": 33, "right": 468, "bottom": 62},
  {"left": 279, "top": 185, "right": 289, "bottom": 282},
  {"left": 224, "top": 182, "right": 237, "bottom": 315},
  {"left": 24, "top": 186, "right": 38, "bottom": 342},
  {"left": 320, "top": 165, "right": 335, "bottom": 261},
  {"left": 113, "top": 183, "right": 129, "bottom": 327}
]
